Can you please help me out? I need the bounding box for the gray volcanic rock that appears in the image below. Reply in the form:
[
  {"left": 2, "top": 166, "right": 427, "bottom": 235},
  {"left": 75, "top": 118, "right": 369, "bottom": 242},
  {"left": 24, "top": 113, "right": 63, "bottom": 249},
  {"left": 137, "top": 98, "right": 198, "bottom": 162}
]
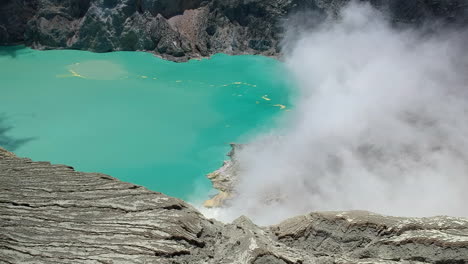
[
  {"left": 1, "top": 0, "right": 468, "bottom": 60},
  {"left": 0, "top": 147, "right": 223, "bottom": 263},
  {"left": 274, "top": 211, "right": 468, "bottom": 263},
  {"left": 1, "top": 147, "right": 468, "bottom": 263}
]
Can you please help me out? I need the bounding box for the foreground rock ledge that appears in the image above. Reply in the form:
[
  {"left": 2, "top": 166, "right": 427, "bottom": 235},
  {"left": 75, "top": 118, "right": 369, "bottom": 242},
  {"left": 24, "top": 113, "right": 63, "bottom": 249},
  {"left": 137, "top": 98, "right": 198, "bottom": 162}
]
[{"left": 0, "top": 147, "right": 467, "bottom": 264}]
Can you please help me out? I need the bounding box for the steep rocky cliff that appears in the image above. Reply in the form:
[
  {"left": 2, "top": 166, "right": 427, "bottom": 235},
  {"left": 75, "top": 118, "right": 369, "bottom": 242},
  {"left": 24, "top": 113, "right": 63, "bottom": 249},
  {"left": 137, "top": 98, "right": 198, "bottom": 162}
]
[
  {"left": 1, "top": 147, "right": 467, "bottom": 263},
  {"left": 1, "top": 0, "right": 467, "bottom": 61}
]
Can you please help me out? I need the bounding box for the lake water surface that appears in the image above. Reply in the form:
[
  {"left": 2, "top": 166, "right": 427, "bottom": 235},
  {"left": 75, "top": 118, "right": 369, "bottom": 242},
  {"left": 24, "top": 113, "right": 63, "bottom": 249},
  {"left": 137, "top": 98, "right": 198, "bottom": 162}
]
[{"left": 0, "top": 46, "right": 292, "bottom": 201}]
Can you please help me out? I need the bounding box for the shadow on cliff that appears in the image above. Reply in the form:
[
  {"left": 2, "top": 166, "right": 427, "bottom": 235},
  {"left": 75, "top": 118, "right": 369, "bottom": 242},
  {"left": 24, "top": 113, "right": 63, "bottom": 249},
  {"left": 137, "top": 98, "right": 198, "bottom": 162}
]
[
  {"left": 0, "top": 45, "right": 25, "bottom": 58},
  {"left": 0, "top": 115, "right": 36, "bottom": 151}
]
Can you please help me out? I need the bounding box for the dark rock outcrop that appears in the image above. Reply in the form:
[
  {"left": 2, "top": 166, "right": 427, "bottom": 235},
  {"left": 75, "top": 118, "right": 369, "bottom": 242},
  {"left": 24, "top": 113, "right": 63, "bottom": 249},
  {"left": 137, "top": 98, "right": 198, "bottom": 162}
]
[
  {"left": 1, "top": 147, "right": 467, "bottom": 263},
  {"left": 0, "top": 0, "right": 37, "bottom": 44},
  {"left": 1, "top": 0, "right": 468, "bottom": 61}
]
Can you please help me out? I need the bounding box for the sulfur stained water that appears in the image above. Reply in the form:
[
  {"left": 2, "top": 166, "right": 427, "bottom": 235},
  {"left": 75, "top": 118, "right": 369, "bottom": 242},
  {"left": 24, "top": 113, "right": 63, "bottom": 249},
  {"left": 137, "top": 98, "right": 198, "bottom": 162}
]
[{"left": 0, "top": 46, "right": 292, "bottom": 201}]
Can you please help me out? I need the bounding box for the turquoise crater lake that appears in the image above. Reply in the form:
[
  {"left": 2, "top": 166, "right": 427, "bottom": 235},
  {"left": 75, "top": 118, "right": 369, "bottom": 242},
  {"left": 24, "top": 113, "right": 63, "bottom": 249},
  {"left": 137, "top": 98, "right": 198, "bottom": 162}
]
[{"left": 0, "top": 46, "right": 292, "bottom": 201}]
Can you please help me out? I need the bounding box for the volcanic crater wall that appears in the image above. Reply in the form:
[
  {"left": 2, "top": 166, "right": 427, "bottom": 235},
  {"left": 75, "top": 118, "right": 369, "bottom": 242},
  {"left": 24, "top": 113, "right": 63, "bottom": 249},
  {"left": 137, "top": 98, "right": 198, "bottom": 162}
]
[{"left": 1, "top": 0, "right": 467, "bottom": 61}]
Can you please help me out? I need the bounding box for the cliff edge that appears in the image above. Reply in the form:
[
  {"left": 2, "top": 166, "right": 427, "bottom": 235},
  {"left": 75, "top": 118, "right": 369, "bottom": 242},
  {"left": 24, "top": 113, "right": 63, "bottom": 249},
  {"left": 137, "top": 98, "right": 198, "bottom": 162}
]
[{"left": 1, "top": 147, "right": 467, "bottom": 263}]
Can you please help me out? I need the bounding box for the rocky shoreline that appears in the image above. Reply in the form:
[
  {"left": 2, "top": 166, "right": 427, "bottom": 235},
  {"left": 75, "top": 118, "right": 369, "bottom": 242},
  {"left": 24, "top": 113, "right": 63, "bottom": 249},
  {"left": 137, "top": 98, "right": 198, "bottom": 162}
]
[
  {"left": 1, "top": 147, "right": 468, "bottom": 263},
  {"left": 1, "top": 0, "right": 468, "bottom": 61},
  {"left": 204, "top": 143, "right": 241, "bottom": 208}
]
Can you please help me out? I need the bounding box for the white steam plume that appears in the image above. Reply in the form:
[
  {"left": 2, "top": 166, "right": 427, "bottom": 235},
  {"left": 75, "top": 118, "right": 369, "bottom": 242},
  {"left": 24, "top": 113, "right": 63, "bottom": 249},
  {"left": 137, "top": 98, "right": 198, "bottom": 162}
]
[{"left": 205, "top": 2, "right": 468, "bottom": 225}]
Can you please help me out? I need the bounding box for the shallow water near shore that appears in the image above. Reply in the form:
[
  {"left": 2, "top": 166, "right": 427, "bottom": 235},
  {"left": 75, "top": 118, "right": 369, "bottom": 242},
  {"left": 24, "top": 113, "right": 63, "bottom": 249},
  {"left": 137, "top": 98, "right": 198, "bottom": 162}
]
[{"left": 0, "top": 46, "right": 292, "bottom": 201}]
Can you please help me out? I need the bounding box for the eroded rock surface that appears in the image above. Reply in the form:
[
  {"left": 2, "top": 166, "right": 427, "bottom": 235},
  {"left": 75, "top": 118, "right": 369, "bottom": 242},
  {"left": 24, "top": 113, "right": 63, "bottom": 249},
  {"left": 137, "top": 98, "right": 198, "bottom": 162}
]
[
  {"left": 1, "top": 147, "right": 467, "bottom": 263},
  {"left": 1, "top": 0, "right": 468, "bottom": 61},
  {"left": 0, "top": 148, "right": 223, "bottom": 264}
]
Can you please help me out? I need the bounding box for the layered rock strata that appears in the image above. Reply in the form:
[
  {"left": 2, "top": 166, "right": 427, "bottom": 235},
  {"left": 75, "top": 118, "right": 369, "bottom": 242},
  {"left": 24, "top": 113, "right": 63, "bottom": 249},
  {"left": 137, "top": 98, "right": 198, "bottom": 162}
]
[{"left": 1, "top": 147, "right": 468, "bottom": 263}]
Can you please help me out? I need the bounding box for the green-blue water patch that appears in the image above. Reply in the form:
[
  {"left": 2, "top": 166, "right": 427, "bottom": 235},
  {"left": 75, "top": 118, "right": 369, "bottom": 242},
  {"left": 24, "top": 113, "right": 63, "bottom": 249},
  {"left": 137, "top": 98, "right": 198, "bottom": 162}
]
[{"left": 0, "top": 46, "right": 293, "bottom": 201}]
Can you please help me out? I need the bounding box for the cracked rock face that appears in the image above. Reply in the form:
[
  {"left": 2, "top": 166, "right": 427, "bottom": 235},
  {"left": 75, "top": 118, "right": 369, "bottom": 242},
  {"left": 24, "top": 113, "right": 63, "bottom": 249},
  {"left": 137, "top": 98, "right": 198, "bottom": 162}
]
[
  {"left": 0, "top": 148, "right": 222, "bottom": 263},
  {"left": 1, "top": 147, "right": 467, "bottom": 263},
  {"left": 1, "top": 0, "right": 468, "bottom": 61}
]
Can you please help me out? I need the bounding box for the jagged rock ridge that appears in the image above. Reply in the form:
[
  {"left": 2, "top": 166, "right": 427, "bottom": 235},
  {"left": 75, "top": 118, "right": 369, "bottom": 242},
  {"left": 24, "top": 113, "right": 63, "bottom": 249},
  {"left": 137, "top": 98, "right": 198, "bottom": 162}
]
[
  {"left": 1, "top": 147, "right": 467, "bottom": 263},
  {"left": 1, "top": 0, "right": 468, "bottom": 61}
]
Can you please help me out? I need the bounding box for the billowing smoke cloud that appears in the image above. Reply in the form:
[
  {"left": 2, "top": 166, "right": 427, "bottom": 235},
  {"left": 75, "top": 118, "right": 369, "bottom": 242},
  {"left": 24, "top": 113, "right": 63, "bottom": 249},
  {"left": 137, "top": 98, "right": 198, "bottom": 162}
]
[{"left": 205, "top": 2, "right": 468, "bottom": 225}]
